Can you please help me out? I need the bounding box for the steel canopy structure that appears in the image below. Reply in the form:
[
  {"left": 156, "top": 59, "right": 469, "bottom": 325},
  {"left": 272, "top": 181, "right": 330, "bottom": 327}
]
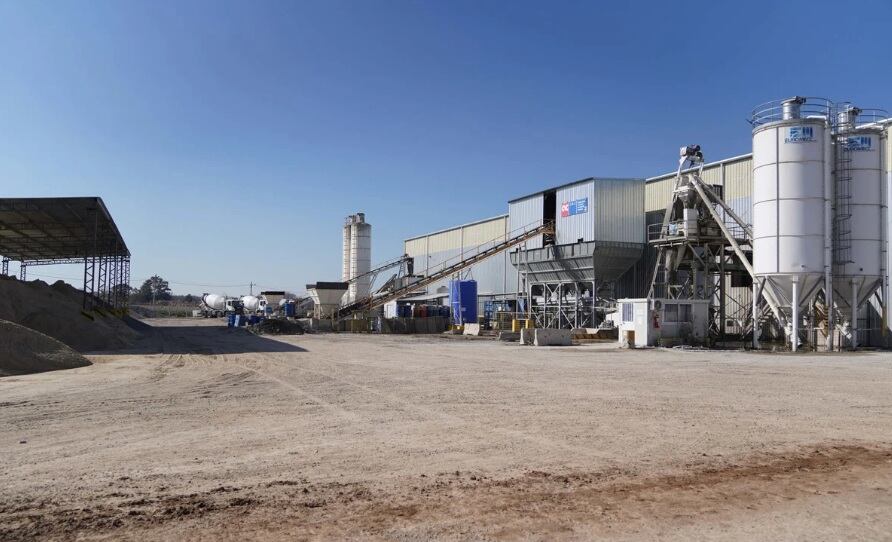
[{"left": 0, "top": 197, "right": 131, "bottom": 311}]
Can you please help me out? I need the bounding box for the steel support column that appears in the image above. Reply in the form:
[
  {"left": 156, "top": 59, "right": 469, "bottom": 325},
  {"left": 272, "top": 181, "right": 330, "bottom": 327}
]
[{"left": 122, "top": 256, "right": 131, "bottom": 310}]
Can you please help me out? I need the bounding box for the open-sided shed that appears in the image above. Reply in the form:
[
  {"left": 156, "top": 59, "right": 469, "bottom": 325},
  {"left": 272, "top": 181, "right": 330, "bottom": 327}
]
[{"left": 0, "top": 197, "right": 130, "bottom": 310}]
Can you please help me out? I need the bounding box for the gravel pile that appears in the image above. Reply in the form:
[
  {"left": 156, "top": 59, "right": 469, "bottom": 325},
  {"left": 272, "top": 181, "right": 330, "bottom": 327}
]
[
  {"left": 0, "top": 319, "right": 91, "bottom": 376},
  {"left": 250, "top": 318, "right": 305, "bottom": 335},
  {"left": 0, "top": 276, "right": 139, "bottom": 352}
]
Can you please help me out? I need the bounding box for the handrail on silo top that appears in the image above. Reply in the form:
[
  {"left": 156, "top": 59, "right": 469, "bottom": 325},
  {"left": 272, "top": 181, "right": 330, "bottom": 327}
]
[{"left": 748, "top": 97, "right": 833, "bottom": 126}]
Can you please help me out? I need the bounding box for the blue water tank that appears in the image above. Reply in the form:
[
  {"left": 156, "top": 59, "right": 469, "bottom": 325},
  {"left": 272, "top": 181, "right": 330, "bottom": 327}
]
[{"left": 449, "top": 280, "right": 477, "bottom": 325}]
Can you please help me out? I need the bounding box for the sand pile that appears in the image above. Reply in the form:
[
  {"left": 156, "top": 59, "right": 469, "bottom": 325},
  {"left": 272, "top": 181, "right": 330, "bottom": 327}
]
[
  {"left": 0, "top": 319, "right": 91, "bottom": 376},
  {"left": 0, "top": 276, "right": 139, "bottom": 352}
]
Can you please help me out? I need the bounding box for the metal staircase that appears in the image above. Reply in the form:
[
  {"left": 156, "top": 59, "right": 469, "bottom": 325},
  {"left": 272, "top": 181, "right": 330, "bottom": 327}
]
[{"left": 338, "top": 221, "right": 554, "bottom": 317}]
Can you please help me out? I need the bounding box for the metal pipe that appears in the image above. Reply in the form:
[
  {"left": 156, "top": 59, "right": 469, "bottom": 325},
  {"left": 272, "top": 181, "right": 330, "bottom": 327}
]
[
  {"left": 792, "top": 279, "right": 799, "bottom": 352},
  {"left": 752, "top": 281, "right": 760, "bottom": 349}
]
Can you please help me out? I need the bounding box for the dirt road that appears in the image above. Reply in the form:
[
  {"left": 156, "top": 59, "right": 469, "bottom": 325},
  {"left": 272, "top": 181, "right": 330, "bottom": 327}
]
[{"left": 3, "top": 319, "right": 892, "bottom": 540}]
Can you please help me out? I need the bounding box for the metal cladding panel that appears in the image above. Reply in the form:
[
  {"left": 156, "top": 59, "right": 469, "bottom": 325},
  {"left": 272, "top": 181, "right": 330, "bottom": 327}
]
[
  {"left": 645, "top": 178, "right": 673, "bottom": 213},
  {"left": 508, "top": 194, "right": 544, "bottom": 249},
  {"left": 510, "top": 241, "right": 643, "bottom": 283},
  {"left": 404, "top": 237, "right": 428, "bottom": 258},
  {"left": 595, "top": 178, "right": 644, "bottom": 243},
  {"left": 556, "top": 179, "right": 644, "bottom": 245},
  {"left": 700, "top": 166, "right": 722, "bottom": 185},
  {"left": 459, "top": 251, "right": 509, "bottom": 295},
  {"left": 555, "top": 180, "right": 595, "bottom": 244},
  {"left": 419, "top": 247, "right": 462, "bottom": 296},
  {"left": 723, "top": 158, "right": 754, "bottom": 224},
  {"left": 427, "top": 247, "right": 461, "bottom": 274},
  {"left": 417, "top": 248, "right": 509, "bottom": 298},
  {"left": 462, "top": 216, "right": 508, "bottom": 248},
  {"left": 428, "top": 228, "right": 462, "bottom": 253}
]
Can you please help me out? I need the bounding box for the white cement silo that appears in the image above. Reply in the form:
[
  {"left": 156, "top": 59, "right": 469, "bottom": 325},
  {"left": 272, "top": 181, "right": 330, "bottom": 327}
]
[
  {"left": 830, "top": 106, "right": 888, "bottom": 347},
  {"left": 342, "top": 220, "right": 352, "bottom": 284},
  {"left": 887, "top": 123, "right": 892, "bottom": 334},
  {"left": 348, "top": 213, "right": 372, "bottom": 303},
  {"left": 752, "top": 98, "right": 831, "bottom": 342}
]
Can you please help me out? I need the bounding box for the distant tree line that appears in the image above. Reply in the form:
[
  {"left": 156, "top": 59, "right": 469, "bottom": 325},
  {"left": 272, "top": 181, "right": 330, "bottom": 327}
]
[{"left": 125, "top": 275, "right": 197, "bottom": 304}]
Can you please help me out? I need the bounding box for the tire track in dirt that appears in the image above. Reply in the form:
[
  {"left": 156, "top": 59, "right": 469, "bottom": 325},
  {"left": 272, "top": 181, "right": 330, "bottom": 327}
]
[{"left": 251, "top": 352, "right": 622, "bottom": 465}]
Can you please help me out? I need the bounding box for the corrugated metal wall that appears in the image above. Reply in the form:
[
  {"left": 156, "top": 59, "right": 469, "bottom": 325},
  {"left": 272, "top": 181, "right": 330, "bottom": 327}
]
[
  {"left": 403, "top": 154, "right": 755, "bottom": 305},
  {"left": 404, "top": 216, "right": 511, "bottom": 297},
  {"left": 555, "top": 180, "right": 595, "bottom": 244},
  {"left": 555, "top": 178, "right": 645, "bottom": 244},
  {"left": 595, "top": 178, "right": 645, "bottom": 243},
  {"left": 508, "top": 194, "right": 544, "bottom": 250},
  {"left": 645, "top": 155, "right": 752, "bottom": 213}
]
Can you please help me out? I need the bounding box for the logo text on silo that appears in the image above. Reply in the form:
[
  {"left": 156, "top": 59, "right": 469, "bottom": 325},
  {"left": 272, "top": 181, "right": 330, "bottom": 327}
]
[
  {"left": 843, "top": 136, "right": 873, "bottom": 151},
  {"left": 785, "top": 126, "right": 815, "bottom": 143}
]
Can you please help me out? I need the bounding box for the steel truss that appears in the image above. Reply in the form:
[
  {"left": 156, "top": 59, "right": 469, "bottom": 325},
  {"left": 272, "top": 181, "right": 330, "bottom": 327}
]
[
  {"left": 527, "top": 281, "right": 598, "bottom": 329},
  {"left": 0, "top": 212, "right": 130, "bottom": 312},
  {"left": 649, "top": 146, "right": 782, "bottom": 344}
]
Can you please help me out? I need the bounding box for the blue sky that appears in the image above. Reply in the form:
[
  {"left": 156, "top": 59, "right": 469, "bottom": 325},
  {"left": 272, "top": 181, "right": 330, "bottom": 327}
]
[{"left": 2, "top": 0, "right": 890, "bottom": 295}]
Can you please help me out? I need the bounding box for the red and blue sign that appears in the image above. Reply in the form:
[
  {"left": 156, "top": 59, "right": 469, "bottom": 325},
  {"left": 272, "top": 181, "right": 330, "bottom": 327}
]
[{"left": 560, "top": 197, "right": 588, "bottom": 217}]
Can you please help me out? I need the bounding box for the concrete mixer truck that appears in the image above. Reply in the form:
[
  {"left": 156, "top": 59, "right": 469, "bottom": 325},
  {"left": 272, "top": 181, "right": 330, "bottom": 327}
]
[
  {"left": 239, "top": 295, "right": 268, "bottom": 315},
  {"left": 199, "top": 293, "right": 241, "bottom": 318}
]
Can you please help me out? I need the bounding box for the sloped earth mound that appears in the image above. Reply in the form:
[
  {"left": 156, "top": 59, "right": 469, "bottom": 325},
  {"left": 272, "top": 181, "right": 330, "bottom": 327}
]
[
  {"left": 0, "top": 276, "right": 138, "bottom": 352},
  {"left": 0, "top": 319, "right": 91, "bottom": 376}
]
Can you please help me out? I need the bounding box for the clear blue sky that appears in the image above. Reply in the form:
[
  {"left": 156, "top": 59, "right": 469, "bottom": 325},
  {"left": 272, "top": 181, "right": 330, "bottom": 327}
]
[{"left": 2, "top": 0, "right": 890, "bottom": 295}]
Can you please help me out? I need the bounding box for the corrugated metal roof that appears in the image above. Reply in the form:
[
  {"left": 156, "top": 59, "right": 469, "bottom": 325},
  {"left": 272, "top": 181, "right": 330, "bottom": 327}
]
[
  {"left": 507, "top": 176, "right": 643, "bottom": 203},
  {"left": 0, "top": 197, "right": 129, "bottom": 261}
]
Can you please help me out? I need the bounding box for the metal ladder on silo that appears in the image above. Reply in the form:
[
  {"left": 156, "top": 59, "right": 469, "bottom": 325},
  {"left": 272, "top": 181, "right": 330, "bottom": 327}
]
[{"left": 834, "top": 137, "right": 854, "bottom": 267}]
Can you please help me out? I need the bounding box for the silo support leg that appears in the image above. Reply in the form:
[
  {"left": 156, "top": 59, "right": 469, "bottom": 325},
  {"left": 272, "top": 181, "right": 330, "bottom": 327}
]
[
  {"left": 791, "top": 280, "right": 799, "bottom": 352},
  {"left": 752, "top": 281, "right": 762, "bottom": 349},
  {"left": 852, "top": 280, "right": 859, "bottom": 349}
]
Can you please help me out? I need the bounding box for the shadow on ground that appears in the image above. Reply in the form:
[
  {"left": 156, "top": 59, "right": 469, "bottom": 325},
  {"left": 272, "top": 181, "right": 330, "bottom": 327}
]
[{"left": 104, "top": 319, "right": 308, "bottom": 355}]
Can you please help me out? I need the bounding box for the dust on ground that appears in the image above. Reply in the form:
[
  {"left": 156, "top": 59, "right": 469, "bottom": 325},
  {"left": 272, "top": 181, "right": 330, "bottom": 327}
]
[{"left": 2, "top": 318, "right": 892, "bottom": 540}]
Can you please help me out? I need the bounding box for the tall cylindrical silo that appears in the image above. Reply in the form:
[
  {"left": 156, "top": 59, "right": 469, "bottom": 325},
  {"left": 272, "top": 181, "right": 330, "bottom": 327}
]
[
  {"left": 830, "top": 105, "right": 889, "bottom": 348},
  {"left": 832, "top": 113, "right": 884, "bottom": 312},
  {"left": 886, "top": 123, "right": 892, "bottom": 334},
  {"left": 349, "top": 213, "right": 371, "bottom": 303},
  {"left": 752, "top": 100, "right": 830, "bottom": 319},
  {"left": 342, "top": 219, "right": 353, "bottom": 284}
]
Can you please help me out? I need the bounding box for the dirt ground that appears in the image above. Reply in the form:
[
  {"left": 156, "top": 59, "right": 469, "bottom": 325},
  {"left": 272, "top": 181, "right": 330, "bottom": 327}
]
[{"left": 3, "top": 318, "right": 892, "bottom": 541}]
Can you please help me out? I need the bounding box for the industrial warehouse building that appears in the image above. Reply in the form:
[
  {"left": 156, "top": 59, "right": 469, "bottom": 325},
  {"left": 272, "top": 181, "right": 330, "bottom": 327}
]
[
  {"left": 402, "top": 147, "right": 889, "bottom": 343},
  {"left": 403, "top": 154, "right": 753, "bottom": 314}
]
